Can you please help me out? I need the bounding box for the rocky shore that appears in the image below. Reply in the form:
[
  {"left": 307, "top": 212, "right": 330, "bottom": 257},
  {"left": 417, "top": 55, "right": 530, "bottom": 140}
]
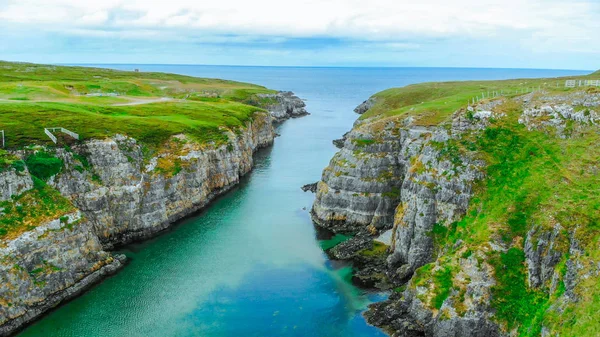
[
  {"left": 312, "top": 88, "right": 600, "bottom": 337},
  {"left": 0, "top": 93, "right": 307, "bottom": 336}
]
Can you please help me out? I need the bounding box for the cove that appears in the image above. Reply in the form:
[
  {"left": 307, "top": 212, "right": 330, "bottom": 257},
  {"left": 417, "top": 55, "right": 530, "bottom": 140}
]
[{"left": 17, "top": 66, "right": 589, "bottom": 337}]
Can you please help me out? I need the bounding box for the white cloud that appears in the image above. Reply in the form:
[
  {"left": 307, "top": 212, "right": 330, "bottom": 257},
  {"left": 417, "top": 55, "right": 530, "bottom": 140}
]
[
  {"left": 0, "top": 0, "right": 598, "bottom": 44},
  {"left": 0, "top": 0, "right": 598, "bottom": 68}
]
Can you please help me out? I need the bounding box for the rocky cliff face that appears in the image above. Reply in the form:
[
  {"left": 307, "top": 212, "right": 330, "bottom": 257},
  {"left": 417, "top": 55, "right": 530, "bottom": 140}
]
[
  {"left": 0, "top": 212, "right": 123, "bottom": 336},
  {"left": 0, "top": 93, "right": 305, "bottom": 336},
  {"left": 52, "top": 113, "right": 273, "bottom": 248},
  {"left": 0, "top": 170, "right": 32, "bottom": 203},
  {"left": 260, "top": 91, "right": 309, "bottom": 121},
  {"left": 313, "top": 89, "right": 600, "bottom": 337},
  {"left": 313, "top": 111, "right": 483, "bottom": 274}
]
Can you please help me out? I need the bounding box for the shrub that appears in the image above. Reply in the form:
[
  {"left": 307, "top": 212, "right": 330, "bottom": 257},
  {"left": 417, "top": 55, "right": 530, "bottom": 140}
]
[{"left": 25, "top": 152, "right": 63, "bottom": 181}]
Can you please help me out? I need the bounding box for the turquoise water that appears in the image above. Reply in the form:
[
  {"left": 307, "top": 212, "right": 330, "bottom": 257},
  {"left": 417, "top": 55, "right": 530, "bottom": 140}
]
[{"left": 19, "top": 66, "right": 589, "bottom": 337}]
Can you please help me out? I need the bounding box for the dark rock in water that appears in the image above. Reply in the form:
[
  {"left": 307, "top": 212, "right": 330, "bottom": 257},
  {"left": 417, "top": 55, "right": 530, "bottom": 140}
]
[
  {"left": 332, "top": 131, "right": 349, "bottom": 149},
  {"left": 301, "top": 182, "right": 318, "bottom": 193},
  {"left": 328, "top": 235, "right": 372, "bottom": 259},
  {"left": 332, "top": 138, "right": 345, "bottom": 148},
  {"left": 354, "top": 97, "right": 377, "bottom": 114},
  {"left": 364, "top": 293, "right": 426, "bottom": 337}
]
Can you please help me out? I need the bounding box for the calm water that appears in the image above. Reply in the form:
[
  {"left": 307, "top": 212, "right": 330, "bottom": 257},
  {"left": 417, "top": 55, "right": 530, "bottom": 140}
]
[{"left": 19, "top": 66, "right": 588, "bottom": 337}]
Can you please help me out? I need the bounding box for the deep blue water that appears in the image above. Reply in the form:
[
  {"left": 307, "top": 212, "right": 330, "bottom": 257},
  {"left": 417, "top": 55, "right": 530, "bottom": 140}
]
[{"left": 19, "top": 66, "right": 589, "bottom": 337}]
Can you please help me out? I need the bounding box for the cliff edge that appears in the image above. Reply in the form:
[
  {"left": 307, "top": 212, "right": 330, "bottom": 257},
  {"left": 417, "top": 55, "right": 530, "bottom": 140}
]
[{"left": 313, "top": 74, "right": 600, "bottom": 337}]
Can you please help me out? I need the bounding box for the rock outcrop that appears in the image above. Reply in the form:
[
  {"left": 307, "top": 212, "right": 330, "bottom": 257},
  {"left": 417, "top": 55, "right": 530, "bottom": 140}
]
[
  {"left": 260, "top": 91, "right": 309, "bottom": 121},
  {"left": 313, "top": 88, "right": 600, "bottom": 337},
  {"left": 0, "top": 169, "right": 32, "bottom": 202},
  {"left": 0, "top": 92, "right": 308, "bottom": 336},
  {"left": 52, "top": 114, "right": 273, "bottom": 248},
  {"left": 354, "top": 97, "right": 377, "bottom": 114},
  {"left": 0, "top": 212, "right": 123, "bottom": 336}
]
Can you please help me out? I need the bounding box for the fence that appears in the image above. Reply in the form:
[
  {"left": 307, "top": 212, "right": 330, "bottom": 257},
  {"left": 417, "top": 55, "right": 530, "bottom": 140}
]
[
  {"left": 0, "top": 130, "right": 4, "bottom": 148},
  {"left": 44, "top": 127, "right": 79, "bottom": 144},
  {"left": 566, "top": 79, "right": 600, "bottom": 88},
  {"left": 468, "top": 87, "right": 542, "bottom": 106}
]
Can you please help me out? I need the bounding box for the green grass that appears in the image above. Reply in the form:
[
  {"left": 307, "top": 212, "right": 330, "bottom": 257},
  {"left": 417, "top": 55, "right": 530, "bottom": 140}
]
[
  {"left": 490, "top": 248, "right": 549, "bottom": 336},
  {"left": 371, "top": 74, "right": 600, "bottom": 335},
  {"left": 360, "top": 71, "right": 598, "bottom": 126},
  {"left": 432, "top": 266, "right": 454, "bottom": 309},
  {"left": 0, "top": 179, "right": 75, "bottom": 240},
  {"left": 357, "top": 241, "right": 389, "bottom": 257},
  {"left": 25, "top": 152, "right": 64, "bottom": 181},
  {"left": 0, "top": 149, "right": 25, "bottom": 173},
  {"left": 0, "top": 61, "right": 277, "bottom": 149}
]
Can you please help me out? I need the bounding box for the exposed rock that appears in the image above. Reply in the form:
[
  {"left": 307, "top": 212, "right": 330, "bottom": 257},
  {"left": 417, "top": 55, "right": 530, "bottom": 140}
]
[
  {"left": 333, "top": 132, "right": 350, "bottom": 149},
  {"left": 328, "top": 235, "right": 372, "bottom": 260},
  {"left": 0, "top": 169, "right": 33, "bottom": 202},
  {"left": 518, "top": 92, "right": 599, "bottom": 137},
  {"left": 315, "top": 90, "right": 600, "bottom": 337},
  {"left": 313, "top": 111, "right": 483, "bottom": 274},
  {"left": 50, "top": 113, "right": 274, "bottom": 248},
  {"left": 524, "top": 224, "right": 565, "bottom": 290},
  {"left": 0, "top": 109, "right": 280, "bottom": 335},
  {"left": 332, "top": 138, "right": 345, "bottom": 149},
  {"left": 301, "top": 182, "right": 318, "bottom": 193},
  {"left": 354, "top": 97, "right": 377, "bottom": 114},
  {"left": 0, "top": 212, "right": 124, "bottom": 336},
  {"left": 259, "top": 91, "right": 309, "bottom": 121}
]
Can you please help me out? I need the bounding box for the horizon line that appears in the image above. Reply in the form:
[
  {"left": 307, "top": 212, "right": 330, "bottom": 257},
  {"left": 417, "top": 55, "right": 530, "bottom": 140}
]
[{"left": 59, "top": 63, "right": 594, "bottom": 73}]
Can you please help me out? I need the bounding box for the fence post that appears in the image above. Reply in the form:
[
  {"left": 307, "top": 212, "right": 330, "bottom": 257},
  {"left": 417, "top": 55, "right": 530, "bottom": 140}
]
[{"left": 0, "top": 130, "right": 4, "bottom": 148}]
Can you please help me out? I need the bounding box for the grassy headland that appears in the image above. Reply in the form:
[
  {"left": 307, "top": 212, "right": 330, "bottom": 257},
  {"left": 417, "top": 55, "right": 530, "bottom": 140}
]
[
  {"left": 358, "top": 70, "right": 599, "bottom": 336},
  {"left": 362, "top": 72, "right": 598, "bottom": 126},
  {"left": 0, "top": 61, "right": 276, "bottom": 149}
]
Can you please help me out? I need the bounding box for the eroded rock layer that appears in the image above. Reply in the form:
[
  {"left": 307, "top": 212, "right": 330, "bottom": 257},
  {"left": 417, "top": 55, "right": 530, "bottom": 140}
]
[{"left": 0, "top": 94, "right": 304, "bottom": 336}]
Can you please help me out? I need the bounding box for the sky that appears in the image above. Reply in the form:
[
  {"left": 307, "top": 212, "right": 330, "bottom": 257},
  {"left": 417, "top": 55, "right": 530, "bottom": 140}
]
[{"left": 0, "top": 0, "right": 598, "bottom": 70}]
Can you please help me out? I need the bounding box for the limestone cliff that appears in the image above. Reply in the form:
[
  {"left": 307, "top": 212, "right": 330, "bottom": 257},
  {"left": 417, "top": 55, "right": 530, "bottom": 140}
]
[
  {"left": 260, "top": 91, "right": 309, "bottom": 121},
  {"left": 313, "top": 85, "right": 600, "bottom": 337},
  {"left": 0, "top": 92, "right": 305, "bottom": 336}
]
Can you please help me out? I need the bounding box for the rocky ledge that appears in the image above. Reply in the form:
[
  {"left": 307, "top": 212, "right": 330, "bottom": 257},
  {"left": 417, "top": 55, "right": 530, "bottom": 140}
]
[{"left": 260, "top": 91, "right": 309, "bottom": 121}]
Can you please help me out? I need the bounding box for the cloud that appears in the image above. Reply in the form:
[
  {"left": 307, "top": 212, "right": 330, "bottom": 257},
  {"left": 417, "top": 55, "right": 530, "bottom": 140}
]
[
  {"left": 1, "top": 0, "right": 598, "bottom": 42},
  {"left": 0, "top": 0, "right": 598, "bottom": 68}
]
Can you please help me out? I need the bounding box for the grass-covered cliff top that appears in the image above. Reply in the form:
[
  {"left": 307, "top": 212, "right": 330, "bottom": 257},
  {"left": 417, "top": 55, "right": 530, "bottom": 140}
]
[
  {"left": 363, "top": 74, "right": 599, "bottom": 336},
  {"left": 0, "top": 61, "right": 276, "bottom": 148},
  {"left": 360, "top": 70, "right": 598, "bottom": 126}
]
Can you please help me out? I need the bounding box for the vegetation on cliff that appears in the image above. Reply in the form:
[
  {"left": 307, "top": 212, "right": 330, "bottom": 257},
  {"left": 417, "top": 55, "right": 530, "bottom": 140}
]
[
  {"left": 323, "top": 70, "right": 599, "bottom": 336},
  {"left": 0, "top": 61, "right": 276, "bottom": 149},
  {"left": 0, "top": 62, "right": 279, "bottom": 241},
  {"left": 361, "top": 72, "right": 599, "bottom": 126}
]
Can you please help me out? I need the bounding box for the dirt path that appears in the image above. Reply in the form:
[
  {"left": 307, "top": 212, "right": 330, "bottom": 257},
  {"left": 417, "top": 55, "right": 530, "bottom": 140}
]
[{"left": 112, "top": 97, "right": 174, "bottom": 106}]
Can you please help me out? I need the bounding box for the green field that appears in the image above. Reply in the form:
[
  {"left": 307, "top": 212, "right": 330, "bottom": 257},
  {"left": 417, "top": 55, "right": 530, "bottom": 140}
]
[
  {"left": 0, "top": 61, "right": 276, "bottom": 148},
  {"left": 362, "top": 72, "right": 599, "bottom": 126}
]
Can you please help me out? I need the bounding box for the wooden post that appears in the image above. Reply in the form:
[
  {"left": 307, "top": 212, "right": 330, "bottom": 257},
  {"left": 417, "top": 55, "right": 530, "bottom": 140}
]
[{"left": 0, "top": 130, "right": 4, "bottom": 148}]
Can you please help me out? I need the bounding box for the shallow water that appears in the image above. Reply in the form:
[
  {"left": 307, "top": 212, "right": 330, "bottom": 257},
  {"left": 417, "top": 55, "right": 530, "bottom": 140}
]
[{"left": 18, "top": 66, "right": 588, "bottom": 337}]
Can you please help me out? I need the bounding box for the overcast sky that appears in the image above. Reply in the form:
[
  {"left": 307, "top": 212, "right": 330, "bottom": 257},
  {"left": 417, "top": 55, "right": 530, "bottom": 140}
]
[{"left": 0, "top": 0, "right": 598, "bottom": 69}]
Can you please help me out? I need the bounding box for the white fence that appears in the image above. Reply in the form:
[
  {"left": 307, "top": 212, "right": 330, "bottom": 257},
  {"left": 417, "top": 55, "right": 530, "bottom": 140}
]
[
  {"left": 468, "top": 87, "right": 541, "bottom": 105},
  {"left": 44, "top": 127, "right": 79, "bottom": 144},
  {"left": 566, "top": 79, "right": 600, "bottom": 88}
]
